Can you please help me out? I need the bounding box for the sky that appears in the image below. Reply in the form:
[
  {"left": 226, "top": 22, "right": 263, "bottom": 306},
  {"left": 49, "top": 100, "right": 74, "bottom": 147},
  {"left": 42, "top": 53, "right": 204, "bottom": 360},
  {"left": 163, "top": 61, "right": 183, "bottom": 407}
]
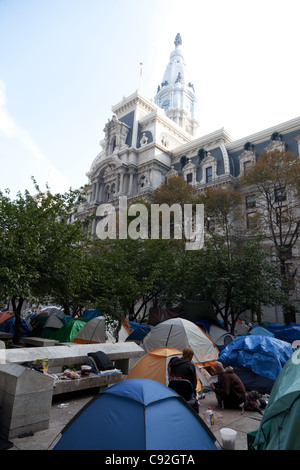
[{"left": 0, "top": 0, "right": 299, "bottom": 199}]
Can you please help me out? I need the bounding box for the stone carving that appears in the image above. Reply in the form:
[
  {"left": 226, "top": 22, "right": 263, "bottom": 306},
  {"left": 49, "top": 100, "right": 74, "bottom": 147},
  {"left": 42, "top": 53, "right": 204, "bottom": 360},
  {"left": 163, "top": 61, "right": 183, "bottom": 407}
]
[
  {"left": 174, "top": 33, "right": 182, "bottom": 47},
  {"left": 140, "top": 133, "right": 148, "bottom": 146}
]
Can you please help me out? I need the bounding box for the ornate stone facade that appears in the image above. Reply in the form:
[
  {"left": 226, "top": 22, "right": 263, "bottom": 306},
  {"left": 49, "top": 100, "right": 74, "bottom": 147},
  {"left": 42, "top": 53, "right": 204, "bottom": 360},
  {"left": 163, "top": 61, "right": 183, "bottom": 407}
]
[{"left": 76, "top": 34, "right": 300, "bottom": 323}]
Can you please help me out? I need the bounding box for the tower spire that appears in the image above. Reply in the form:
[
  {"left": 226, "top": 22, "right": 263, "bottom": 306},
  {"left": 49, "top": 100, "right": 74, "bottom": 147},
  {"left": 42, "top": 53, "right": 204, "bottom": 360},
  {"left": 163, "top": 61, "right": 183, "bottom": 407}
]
[{"left": 154, "top": 34, "right": 199, "bottom": 136}]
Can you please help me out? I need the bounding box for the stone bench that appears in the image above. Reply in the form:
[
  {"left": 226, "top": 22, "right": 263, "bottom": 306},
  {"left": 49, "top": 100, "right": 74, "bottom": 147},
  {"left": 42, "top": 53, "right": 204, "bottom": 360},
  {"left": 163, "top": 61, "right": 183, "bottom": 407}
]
[
  {"left": 52, "top": 369, "right": 122, "bottom": 396},
  {"left": 0, "top": 343, "right": 144, "bottom": 438},
  {"left": 0, "top": 332, "right": 13, "bottom": 340},
  {"left": 4, "top": 342, "right": 144, "bottom": 375},
  {"left": 20, "top": 337, "right": 60, "bottom": 347}
]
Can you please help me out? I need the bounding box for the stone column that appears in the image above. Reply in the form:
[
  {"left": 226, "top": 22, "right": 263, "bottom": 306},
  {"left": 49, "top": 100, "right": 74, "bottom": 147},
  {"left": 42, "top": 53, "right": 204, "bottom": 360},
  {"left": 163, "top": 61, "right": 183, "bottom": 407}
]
[
  {"left": 119, "top": 171, "right": 124, "bottom": 195},
  {"left": 99, "top": 183, "right": 105, "bottom": 203},
  {"left": 92, "top": 182, "right": 97, "bottom": 201},
  {"left": 128, "top": 172, "right": 134, "bottom": 194},
  {"left": 95, "top": 182, "right": 100, "bottom": 202}
]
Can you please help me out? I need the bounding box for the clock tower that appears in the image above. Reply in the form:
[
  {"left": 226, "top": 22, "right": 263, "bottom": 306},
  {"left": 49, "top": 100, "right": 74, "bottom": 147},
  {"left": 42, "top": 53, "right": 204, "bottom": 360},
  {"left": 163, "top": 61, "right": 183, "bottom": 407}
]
[{"left": 154, "top": 33, "right": 199, "bottom": 136}]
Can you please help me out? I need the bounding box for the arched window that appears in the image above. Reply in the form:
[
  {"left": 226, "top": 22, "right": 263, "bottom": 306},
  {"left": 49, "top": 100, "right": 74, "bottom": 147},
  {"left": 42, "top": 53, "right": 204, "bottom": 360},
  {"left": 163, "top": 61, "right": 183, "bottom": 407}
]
[{"left": 105, "top": 185, "right": 111, "bottom": 202}]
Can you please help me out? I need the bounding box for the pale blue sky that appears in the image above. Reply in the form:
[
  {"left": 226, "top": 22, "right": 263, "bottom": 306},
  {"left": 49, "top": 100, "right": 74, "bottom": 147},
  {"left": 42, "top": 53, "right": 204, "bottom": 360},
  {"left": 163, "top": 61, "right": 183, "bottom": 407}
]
[{"left": 1, "top": 0, "right": 299, "bottom": 198}]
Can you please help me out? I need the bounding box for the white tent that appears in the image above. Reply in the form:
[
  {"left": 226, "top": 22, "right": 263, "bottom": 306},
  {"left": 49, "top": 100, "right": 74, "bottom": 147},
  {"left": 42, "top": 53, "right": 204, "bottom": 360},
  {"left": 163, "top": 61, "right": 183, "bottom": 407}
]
[
  {"left": 141, "top": 318, "right": 219, "bottom": 365},
  {"left": 73, "top": 317, "right": 106, "bottom": 344},
  {"left": 206, "top": 324, "right": 234, "bottom": 349}
]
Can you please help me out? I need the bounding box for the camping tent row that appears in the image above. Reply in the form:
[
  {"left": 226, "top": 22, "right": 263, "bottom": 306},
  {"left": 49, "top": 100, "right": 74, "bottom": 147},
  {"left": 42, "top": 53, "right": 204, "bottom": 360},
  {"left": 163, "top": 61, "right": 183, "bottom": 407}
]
[
  {"left": 128, "top": 320, "right": 296, "bottom": 395},
  {"left": 0, "top": 310, "right": 131, "bottom": 344}
]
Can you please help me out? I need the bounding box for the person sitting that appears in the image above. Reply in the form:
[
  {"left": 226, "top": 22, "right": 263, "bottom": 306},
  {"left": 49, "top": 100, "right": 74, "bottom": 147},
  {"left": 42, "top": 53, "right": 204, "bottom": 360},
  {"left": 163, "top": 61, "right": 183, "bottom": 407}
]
[
  {"left": 210, "top": 361, "right": 246, "bottom": 409},
  {"left": 168, "top": 347, "right": 199, "bottom": 412}
]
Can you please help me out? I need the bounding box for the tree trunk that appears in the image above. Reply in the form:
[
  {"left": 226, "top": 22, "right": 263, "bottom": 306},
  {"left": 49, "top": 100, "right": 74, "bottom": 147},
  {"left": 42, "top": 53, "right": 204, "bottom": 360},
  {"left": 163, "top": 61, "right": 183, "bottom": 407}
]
[
  {"left": 279, "top": 258, "right": 296, "bottom": 325},
  {"left": 11, "top": 296, "right": 24, "bottom": 344}
]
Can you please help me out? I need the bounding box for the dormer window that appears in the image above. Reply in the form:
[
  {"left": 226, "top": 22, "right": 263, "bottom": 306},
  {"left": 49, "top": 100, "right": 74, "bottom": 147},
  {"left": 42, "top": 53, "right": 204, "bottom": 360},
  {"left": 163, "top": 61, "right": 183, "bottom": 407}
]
[
  {"left": 182, "top": 159, "right": 196, "bottom": 185},
  {"left": 200, "top": 152, "right": 218, "bottom": 185},
  {"left": 186, "top": 173, "right": 193, "bottom": 184},
  {"left": 238, "top": 149, "right": 256, "bottom": 176},
  {"left": 206, "top": 167, "right": 212, "bottom": 183}
]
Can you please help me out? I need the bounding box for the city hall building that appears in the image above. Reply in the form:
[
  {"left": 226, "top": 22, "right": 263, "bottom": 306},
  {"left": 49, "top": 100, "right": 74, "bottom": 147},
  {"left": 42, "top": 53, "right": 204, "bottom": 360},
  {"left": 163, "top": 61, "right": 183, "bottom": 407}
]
[{"left": 78, "top": 34, "right": 300, "bottom": 324}]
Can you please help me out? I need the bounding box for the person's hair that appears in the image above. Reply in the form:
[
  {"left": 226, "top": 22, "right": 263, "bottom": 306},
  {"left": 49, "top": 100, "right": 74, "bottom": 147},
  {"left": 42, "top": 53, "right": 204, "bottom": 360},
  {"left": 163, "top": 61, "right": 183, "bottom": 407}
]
[{"left": 182, "top": 347, "right": 194, "bottom": 360}]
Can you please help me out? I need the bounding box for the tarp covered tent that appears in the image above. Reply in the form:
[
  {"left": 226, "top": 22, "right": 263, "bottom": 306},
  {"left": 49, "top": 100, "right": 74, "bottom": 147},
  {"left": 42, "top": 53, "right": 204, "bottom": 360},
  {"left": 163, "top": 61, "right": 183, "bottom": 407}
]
[
  {"left": 51, "top": 318, "right": 90, "bottom": 342},
  {"left": 218, "top": 335, "right": 294, "bottom": 382},
  {"left": 266, "top": 324, "right": 300, "bottom": 343},
  {"left": 194, "top": 319, "right": 235, "bottom": 351},
  {"left": 52, "top": 378, "right": 217, "bottom": 450},
  {"left": 141, "top": 318, "right": 219, "bottom": 366},
  {"left": 254, "top": 350, "right": 300, "bottom": 450},
  {"left": 234, "top": 369, "right": 275, "bottom": 394},
  {"left": 73, "top": 316, "right": 106, "bottom": 344},
  {"left": 0, "top": 317, "right": 31, "bottom": 337}
]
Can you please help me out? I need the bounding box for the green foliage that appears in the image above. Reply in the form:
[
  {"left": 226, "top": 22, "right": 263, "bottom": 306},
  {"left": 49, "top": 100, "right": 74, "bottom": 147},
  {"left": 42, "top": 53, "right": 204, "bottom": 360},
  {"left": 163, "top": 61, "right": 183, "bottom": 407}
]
[
  {"left": 176, "top": 235, "right": 287, "bottom": 334},
  {"left": 0, "top": 180, "right": 90, "bottom": 342}
]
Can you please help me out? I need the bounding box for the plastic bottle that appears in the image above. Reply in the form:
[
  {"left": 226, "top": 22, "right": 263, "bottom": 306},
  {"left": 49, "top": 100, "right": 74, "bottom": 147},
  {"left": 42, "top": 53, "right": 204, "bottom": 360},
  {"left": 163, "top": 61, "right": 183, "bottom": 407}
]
[{"left": 206, "top": 407, "right": 214, "bottom": 426}]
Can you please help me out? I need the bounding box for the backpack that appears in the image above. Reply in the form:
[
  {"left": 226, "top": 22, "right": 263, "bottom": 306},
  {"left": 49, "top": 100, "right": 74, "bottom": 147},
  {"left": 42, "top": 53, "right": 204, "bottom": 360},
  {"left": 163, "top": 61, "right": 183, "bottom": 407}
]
[{"left": 87, "top": 351, "right": 115, "bottom": 372}]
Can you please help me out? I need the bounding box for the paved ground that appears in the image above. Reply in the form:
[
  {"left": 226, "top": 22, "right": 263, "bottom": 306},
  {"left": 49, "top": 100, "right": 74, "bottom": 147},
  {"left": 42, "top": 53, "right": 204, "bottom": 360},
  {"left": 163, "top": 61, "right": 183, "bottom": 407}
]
[{"left": 6, "top": 387, "right": 262, "bottom": 451}]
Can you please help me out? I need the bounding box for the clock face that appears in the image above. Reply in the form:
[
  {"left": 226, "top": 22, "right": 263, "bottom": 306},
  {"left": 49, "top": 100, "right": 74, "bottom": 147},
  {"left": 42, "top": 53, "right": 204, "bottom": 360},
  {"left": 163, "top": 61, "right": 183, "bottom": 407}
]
[{"left": 161, "top": 99, "right": 170, "bottom": 111}]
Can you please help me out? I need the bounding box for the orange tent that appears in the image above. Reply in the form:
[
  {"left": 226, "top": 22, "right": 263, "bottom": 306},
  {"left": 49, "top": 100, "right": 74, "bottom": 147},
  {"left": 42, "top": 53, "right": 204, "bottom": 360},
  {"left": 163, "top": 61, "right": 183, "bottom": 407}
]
[
  {"left": 0, "top": 311, "right": 14, "bottom": 324},
  {"left": 126, "top": 347, "right": 182, "bottom": 385},
  {"left": 126, "top": 347, "right": 205, "bottom": 392}
]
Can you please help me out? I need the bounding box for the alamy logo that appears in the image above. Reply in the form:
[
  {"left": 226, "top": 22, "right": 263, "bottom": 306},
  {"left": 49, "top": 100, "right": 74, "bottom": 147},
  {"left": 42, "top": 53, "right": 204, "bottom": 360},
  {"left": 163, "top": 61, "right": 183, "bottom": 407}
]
[{"left": 95, "top": 196, "right": 205, "bottom": 250}]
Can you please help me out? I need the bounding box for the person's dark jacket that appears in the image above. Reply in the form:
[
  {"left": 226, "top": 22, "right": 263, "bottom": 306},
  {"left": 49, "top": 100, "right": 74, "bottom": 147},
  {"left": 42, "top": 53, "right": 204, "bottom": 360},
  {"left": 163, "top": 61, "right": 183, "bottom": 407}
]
[
  {"left": 215, "top": 367, "right": 246, "bottom": 408},
  {"left": 169, "top": 357, "right": 197, "bottom": 395}
]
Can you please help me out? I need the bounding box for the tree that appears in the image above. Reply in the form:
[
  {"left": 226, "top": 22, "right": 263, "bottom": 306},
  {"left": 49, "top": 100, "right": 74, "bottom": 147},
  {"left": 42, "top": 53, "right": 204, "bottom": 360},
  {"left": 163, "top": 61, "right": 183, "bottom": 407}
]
[
  {"left": 0, "top": 182, "right": 90, "bottom": 343},
  {"left": 88, "top": 238, "right": 181, "bottom": 327},
  {"left": 178, "top": 235, "right": 287, "bottom": 334},
  {"left": 152, "top": 175, "right": 201, "bottom": 206},
  {"left": 242, "top": 149, "right": 300, "bottom": 323},
  {"left": 152, "top": 176, "right": 203, "bottom": 251}
]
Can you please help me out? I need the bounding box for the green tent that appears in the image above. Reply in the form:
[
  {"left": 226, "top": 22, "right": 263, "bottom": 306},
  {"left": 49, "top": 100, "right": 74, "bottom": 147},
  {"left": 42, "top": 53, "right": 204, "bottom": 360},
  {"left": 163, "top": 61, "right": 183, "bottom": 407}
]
[
  {"left": 51, "top": 318, "right": 90, "bottom": 342},
  {"left": 254, "top": 349, "right": 300, "bottom": 450},
  {"left": 29, "top": 313, "right": 65, "bottom": 338}
]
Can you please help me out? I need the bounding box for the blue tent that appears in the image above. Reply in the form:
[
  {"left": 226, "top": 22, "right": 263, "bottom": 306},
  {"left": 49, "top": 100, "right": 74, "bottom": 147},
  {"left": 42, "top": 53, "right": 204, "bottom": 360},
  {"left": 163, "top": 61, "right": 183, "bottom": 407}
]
[
  {"left": 126, "top": 324, "right": 153, "bottom": 343},
  {"left": 0, "top": 317, "right": 31, "bottom": 337},
  {"left": 82, "top": 309, "right": 100, "bottom": 320},
  {"left": 53, "top": 379, "right": 217, "bottom": 450},
  {"left": 248, "top": 326, "right": 274, "bottom": 337},
  {"left": 218, "top": 335, "right": 293, "bottom": 382}
]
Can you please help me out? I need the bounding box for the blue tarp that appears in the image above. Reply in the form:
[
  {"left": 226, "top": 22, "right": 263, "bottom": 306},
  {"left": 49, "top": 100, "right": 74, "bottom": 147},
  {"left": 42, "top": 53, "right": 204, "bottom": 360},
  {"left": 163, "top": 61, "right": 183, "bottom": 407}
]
[
  {"left": 218, "top": 335, "right": 294, "bottom": 382},
  {"left": 266, "top": 325, "right": 300, "bottom": 343},
  {"left": 82, "top": 309, "right": 100, "bottom": 320},
  {"left": 0, "top": 317, "right": 31, "bottom": 337},
  {"left": 53, "top": 379, "right": 217, "bottom": 450}
]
